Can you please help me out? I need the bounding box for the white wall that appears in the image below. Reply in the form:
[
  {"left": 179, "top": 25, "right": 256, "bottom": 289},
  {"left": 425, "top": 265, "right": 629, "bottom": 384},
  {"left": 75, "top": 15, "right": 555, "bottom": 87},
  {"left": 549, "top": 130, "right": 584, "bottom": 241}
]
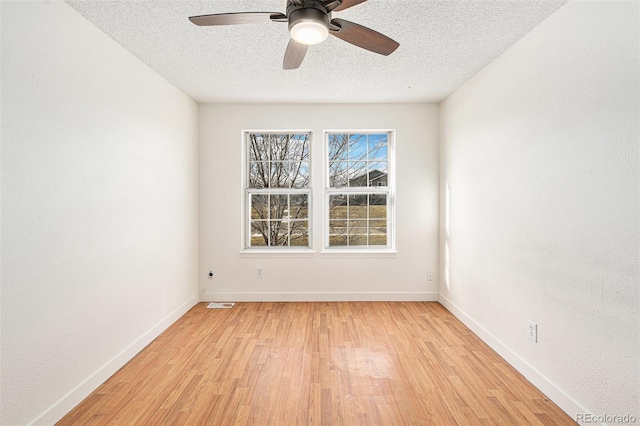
[
  {"left": 1, "top": 1, "right": 199, "bottom": 424},
  {"left": 439, "top": 0, "right": 639, "bottom": 421},
  {"left": 199, "top": 104, "right": 438, "bottom": 301}
]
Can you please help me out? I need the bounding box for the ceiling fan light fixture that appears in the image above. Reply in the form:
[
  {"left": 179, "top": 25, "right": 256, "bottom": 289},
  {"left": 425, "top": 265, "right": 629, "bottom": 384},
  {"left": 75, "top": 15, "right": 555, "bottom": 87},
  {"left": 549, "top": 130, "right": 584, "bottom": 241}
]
[
  {"left": 288, "top": 8, "right": 330, "bottom": 45},
  {"left": 290, "top": 20, "right": 329, "bottom": 45}
]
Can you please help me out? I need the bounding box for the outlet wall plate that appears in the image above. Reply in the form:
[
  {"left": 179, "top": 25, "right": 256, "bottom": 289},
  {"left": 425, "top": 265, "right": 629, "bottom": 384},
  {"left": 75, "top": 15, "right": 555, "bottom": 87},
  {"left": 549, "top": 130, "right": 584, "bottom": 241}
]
[{"left": 528, "top": 321, "right": 537, "bottom": 342}]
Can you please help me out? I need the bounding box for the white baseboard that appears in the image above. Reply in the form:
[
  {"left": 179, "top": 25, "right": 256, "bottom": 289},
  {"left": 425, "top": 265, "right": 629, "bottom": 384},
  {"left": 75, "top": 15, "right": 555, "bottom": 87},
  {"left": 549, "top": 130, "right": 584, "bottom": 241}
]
[
  {"left": 200, "top": 291, "right": 439, "bottom": 302},
  {"left": 438, "top": 294, "right": 588, "bottom": 424},
  {"left": 29, "top": 293, "right": 199, "bottom": 426}
]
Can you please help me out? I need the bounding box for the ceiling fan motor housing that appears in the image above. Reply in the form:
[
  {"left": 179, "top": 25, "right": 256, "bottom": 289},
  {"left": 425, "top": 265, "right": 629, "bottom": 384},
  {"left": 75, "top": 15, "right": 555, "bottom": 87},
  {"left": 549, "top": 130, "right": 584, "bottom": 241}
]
[{"left": 288, "top": 5, "right": 330, "bottom": 30}]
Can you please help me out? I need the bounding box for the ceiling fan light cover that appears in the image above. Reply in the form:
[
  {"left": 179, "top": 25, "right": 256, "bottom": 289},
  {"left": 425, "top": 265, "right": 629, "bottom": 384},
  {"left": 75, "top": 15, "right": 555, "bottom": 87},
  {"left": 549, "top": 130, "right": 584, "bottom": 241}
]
[
  {"left": 290, "top": 20, "right": 329, "bottom": 45},
  {"left": 288, "top": 7, "right": 330, "bottom": 46}
]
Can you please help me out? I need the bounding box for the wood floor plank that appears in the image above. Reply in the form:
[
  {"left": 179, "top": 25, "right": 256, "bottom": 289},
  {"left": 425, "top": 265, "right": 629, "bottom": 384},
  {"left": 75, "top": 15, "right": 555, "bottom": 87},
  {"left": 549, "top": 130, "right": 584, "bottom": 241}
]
[{"left": 57, "top": 302, "right": 576, "bottom": 425}]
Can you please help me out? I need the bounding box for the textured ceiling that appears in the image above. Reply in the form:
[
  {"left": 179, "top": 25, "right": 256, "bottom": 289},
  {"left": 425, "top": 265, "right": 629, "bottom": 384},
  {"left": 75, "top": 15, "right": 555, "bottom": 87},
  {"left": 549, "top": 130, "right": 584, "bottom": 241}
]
[{"left": 65, "top": 0, "right": 568, "bottom": 104}]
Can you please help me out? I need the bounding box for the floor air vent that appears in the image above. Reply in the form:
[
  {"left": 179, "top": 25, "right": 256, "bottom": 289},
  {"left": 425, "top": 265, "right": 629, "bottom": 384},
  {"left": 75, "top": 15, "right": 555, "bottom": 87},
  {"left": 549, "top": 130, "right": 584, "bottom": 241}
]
[{"left": 207, "top": 302, "right": 235, "bottom": 309}]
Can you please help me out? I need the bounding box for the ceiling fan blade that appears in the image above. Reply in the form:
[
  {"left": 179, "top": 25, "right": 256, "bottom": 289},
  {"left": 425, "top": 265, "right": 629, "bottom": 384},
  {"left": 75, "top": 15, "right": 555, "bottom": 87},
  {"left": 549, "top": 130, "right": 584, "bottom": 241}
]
[
  {"left": 333, "top": 0, "right": 368, "bottom": 12},
  {"left": 189, "top": 12, "right": 285, "bottom": 26},
  {"left": 330, "top": 18, "right": 399, "bottom": 56},
  {"left": 283, "top": 39, "right": 309, "bottom": 70}
]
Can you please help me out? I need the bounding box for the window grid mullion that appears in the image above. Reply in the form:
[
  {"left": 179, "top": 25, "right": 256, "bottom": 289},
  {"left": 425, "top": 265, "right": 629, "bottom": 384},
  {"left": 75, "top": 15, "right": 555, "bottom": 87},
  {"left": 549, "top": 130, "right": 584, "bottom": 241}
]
[
  {"left": 366, "top": 194, "right": 370, "bottom": 246},
  {"left": 287, "top": 194, "right": 291, "bottom": 247},
  {"left": 346, "top": 194, "right": 350, "bottom": 246},
  {"left": 267, "top": 194, "right": 271, "bottom": 246}
]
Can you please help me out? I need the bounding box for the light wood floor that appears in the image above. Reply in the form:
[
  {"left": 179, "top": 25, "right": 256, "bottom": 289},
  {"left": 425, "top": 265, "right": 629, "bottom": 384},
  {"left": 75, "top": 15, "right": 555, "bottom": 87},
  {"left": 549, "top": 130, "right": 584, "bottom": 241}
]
[{"left": 58, "top": 302, "right": 575, "bottom": 425}]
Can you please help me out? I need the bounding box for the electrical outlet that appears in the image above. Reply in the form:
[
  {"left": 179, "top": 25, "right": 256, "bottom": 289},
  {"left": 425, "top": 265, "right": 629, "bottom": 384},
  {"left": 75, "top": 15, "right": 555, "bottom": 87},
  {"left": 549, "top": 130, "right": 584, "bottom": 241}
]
[
  {"left": 427, "top": 271, "right": 433, "bottom": 281},
  {"left": 528, "top": 321, "right": 537, "bottom": 342},
  {"left": 256, "top": 267, "right": 263, "bottom": 279},
  {"left": 208, "top": 270, "right": 213, "bottom": 279}
]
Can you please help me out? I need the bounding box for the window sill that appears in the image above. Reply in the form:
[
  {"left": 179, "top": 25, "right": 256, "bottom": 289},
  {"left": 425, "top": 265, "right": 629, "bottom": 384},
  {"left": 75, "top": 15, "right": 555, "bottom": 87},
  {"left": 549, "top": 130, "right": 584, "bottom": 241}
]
[
  {"left": 239, "top": 249, "right": 316, "bottom": 258},
  {"left": 238, "top": 249, "right": 397, "bottom": 259},
  {"left": 319, "top": 249, "right": 397, "bottom": 259}
]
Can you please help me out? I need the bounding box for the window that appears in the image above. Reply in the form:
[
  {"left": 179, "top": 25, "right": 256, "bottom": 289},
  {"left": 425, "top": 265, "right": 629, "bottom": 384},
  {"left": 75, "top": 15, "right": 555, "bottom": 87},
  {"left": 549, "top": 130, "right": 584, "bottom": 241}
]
[
  {"left": 243, "top": 130, "right": 394, "bottom": 252},
  {"left": 325, "top": 131, "right": 394, "bottom": 249},
  {"left": 245, "top": 132, "right": 311, "bottom": 249}
]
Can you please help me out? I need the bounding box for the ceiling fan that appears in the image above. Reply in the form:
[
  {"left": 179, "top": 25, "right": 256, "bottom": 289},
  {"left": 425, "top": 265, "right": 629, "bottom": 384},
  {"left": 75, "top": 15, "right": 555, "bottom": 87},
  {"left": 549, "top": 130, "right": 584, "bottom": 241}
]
[{"left": 189, "top": 0, "right": 399, "bottom": 70}]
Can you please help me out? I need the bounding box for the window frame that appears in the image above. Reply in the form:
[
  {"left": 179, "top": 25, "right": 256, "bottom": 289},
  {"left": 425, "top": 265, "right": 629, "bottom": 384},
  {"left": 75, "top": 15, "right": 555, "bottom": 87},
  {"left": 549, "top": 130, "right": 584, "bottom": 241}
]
[
  {"left": 242, "top": 130, "right": 313, "bottom": 252},
  {"left": 323, "top": 130, "right": 396, "bottom": 252}
]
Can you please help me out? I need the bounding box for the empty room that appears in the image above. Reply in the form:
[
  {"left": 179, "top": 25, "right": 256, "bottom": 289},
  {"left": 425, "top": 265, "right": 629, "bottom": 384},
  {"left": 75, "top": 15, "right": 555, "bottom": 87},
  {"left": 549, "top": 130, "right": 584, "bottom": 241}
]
[{"left": 1, "top": 0, "right": 638, "bottom": 425}]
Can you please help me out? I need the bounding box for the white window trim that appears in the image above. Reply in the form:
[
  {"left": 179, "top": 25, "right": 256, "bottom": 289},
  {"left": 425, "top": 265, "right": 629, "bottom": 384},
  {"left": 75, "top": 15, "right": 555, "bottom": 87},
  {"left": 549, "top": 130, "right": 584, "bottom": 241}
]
[
  {"left": 322, "top": 130, "right": 396, "bottom": 253},
  {"left": 241, "top": 130, "right": 314, "bottom": 253}
]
